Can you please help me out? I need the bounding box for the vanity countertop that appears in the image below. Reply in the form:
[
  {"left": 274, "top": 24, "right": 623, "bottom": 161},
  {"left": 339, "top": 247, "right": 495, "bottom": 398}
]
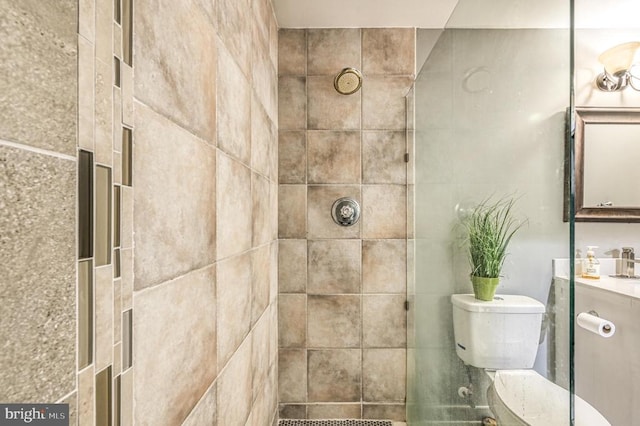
[{"left": 553, "top": 258, "right": 640, "bottom": 300}]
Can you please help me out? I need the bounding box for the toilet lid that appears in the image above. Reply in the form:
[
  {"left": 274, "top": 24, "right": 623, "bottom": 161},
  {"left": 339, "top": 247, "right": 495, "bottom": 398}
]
[{"left": 492, "top": 370, "right": 610, "bottom": 426}]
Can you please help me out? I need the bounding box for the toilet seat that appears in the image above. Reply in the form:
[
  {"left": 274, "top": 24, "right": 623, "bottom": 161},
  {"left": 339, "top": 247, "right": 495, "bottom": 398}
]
[{"left": 488, "top": 370, "right": 610, "bottom": 426}]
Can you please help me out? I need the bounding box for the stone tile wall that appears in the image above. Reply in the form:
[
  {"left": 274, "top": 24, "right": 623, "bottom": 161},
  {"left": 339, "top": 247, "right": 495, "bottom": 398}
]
[
  {"left": 1, "top": 0, "right": 279, "bottom": 425},
  {"left": 0, "top": 0, "right": 78, "bottom": 410},
  {"left": 277, "top": 28, "right": 415, "bottom": 421}
]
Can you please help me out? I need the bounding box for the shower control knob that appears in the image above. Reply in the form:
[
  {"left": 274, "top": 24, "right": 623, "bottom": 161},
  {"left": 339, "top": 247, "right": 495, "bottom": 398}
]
[
  {"left": 331, "top": 197, "right": 360, "bottom": 227},
  {"left": 340, "top": 205, "right": 355, "bottom": 219}
]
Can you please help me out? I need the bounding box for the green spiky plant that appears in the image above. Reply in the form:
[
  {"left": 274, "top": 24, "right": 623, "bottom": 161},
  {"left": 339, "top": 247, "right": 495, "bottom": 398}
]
[{"left": 463, "top": 197, "right": 526, "bottom": 300}]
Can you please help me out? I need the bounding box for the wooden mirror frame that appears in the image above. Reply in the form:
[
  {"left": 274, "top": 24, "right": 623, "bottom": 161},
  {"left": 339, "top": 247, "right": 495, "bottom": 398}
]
[{"left": 566, "top": 107, "right": 640, "bottom": 222}]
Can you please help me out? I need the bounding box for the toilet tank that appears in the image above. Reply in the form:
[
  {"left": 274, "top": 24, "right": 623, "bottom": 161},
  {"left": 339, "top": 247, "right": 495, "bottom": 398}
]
[{"left": 451, "top": 294, "right": 545, "bottom": 369}]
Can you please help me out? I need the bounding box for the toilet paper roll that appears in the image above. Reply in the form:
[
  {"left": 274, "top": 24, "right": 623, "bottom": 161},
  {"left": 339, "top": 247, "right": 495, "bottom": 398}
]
[{"left": 577, "top": 312, "right": 616, "bottom": 338}]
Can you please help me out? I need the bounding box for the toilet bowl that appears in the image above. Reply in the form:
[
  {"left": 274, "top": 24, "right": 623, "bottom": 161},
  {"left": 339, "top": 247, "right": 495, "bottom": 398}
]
[
  {"left": 451, "top": 294, "right": 610, "bottom": 426},
  {"left": 487, "top": 369, "right": 609, "bottom": 426}
]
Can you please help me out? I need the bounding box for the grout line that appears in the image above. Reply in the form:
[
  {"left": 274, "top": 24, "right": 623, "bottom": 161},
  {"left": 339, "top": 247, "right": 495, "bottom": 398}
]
[{"left": 0, "top": 139, "right": 76, "bottom": 161}]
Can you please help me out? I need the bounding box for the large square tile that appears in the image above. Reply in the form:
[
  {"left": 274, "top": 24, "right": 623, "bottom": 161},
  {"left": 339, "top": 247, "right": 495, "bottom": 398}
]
[
  {"left": 363, "top": 295, "right": 406, "bottom": 348},
  {"left": 308, "top": 295, "right": 361, "bottom": 348},
  {"left": 307, "top": 131, "right": 361, "bottom": 184},
  {"left": 308, "top": 76, "right": 361, "bottom": 130},
  {"left": 307, "top": 29, "right": 361, "bottom": 75},
  {"left": 308, "top": 349, "right": 361, "bottom": 402},
  {"left": 308, "top": 185, "right": 361, "bottom": 239},
  {"left": 308, "top": 240, "right": 361, "bottom": 294},
  {"left": 363, "top": 240, "right": 407, "bottom": 294},
  {"left": 134, "top": 104, "right": 216, "bottom": 290}
]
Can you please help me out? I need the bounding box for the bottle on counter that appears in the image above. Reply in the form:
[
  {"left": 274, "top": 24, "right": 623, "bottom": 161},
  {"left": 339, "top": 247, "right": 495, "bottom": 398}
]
[{"left": 581, "top": 246, "right": 601, "bottom": 279}]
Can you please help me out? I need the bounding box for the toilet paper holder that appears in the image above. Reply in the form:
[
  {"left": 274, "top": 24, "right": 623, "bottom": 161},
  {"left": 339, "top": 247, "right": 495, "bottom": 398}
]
[{"left": 587, "top": 310, "right": 612, "bottom": 333}]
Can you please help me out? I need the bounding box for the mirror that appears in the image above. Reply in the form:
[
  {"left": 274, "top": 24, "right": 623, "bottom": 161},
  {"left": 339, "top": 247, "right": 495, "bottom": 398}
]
[{"left": 567, "top": 108, "right": 640, "bottom": 222}]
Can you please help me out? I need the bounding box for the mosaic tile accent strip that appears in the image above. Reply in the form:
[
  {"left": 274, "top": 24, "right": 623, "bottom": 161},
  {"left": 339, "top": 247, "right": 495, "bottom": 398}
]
[{"left": 279, "top": 421, "right": 392, "bottom": 426}]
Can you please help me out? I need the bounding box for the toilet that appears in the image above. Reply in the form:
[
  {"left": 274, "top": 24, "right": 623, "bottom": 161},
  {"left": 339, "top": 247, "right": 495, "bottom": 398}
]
[{"left": 451, "top": 294, "right": 610, "bottom": 426}]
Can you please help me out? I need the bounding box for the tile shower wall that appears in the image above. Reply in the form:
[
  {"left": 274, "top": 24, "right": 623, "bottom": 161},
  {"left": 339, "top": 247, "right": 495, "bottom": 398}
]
[
  {"left": 0, "top": 0, "right": 77, "bottom": 410},
  {"left": 277, "top": 28, "right": 415, "bottom": 421},
  {"left": 2, "top": 0, "right": 278, "bottom": 425}
]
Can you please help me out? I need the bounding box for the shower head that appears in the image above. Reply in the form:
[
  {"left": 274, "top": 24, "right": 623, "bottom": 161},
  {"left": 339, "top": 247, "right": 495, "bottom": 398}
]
[{"left": 334, "top": 67, "right": 362, "bottom": 95}]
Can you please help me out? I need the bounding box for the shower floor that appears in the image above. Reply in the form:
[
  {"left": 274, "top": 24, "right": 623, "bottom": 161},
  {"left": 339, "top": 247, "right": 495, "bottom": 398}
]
[{"left": 279, "top": 421, "right": 393, "bottom": 426}]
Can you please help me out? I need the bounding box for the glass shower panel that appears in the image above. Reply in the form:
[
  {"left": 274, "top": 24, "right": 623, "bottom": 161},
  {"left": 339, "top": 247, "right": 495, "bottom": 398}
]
[{"left": 409, "top": 1, "right": 573, "bottom": 424}]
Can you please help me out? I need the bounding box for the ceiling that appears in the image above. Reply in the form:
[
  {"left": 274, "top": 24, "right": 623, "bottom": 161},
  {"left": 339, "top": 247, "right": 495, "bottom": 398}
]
[{"left": 273, "top": 0, "right": 640, "bottom": 29}]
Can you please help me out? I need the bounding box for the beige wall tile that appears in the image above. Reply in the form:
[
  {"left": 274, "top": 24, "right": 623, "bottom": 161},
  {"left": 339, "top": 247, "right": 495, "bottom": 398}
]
[
  {"left": 269, "top": 241, "right": 279, "bottom": 304},
  {"left": 279, "top": 29, "right": 306, "bottom": 76},
  {"left": 363, "top": 404, "right": 406, "bottom": 421},
  {"left": 60, "top": 390, "right": 78, "bottom": 425},
  {"left": 279, "top": 76, "right": 307, "bottom": 130},
  {"left": 78, "top": 367, "right": 95, "bottom": 426},
  {"left": 362, "top": 28, "right": 416, "bottom": 76},
  {"left": 79, "top": 0, "right": 95, "bottom": 41},
  {"left": 307, "top": 131, "right": 361, "bottom": 184},
  {"left": 252, "top": 0, "right": 271, "bottom": 49},
  {"left": 307, "top": 185, "right": 361, "bottom": 239},
  {"left": 182, "top": 381, "right": 217, "bottom": 426},
  {"left": 113, "top": 22, "right": 122, "bottom": 59},
  {"left": 95, "top": 0, "right": 112, "bottom": 64},
  {"left": 216, "top": 0, "right": 252, "bottom": 77},
  {"left": 217, "top": 151, "right": 252, "bottom": 259},
  {"left": 251, "top": 245, "right": 271, "bottom": 325},
  {"left": 113, "top": 87, "right": 122, "bottom": 152},
  {"left": 278, "top": 240, "right": 307, "bottom": 293},
  {"left": 0, "top": 146, "right": 75, "bottom": 402},
  {"left": 120, "top": 368, "right": 133, "bottom": 426},
  {"left": 133, "top": 266, "right": 217, "bottom": 426},
  {"left": 252, "top": 31, "right": 278, "bottom": 124},
  {"left": 253, "top": 173, "right": 272, "bottom": 248},
  {"left": 78, "top": 36, "right": 95, "bottom": 151},
  {"left": 363, "top": 295, "right": 407, "bottom": 348},
  {"left": 278, "top": 294, "right": 307, "bottom": 348},
  {"left": 95, "top": 58, "right": 113, "bottom": 166},
  {"left": 279, "top": 404, "right": 306, "bottom": 419},
  {"left": 121, "top": 64, "right": 134, "bottom": 127},
  {"left": 270, "top": 182, "right": 279, "bottom": 240},
  {"left": 362, "top": 76, "right": 413, "bottom": 130},
  {"left": 134, "top": 0, "right": 217, "bottom": 142},
  {"left": 362, "top": 131, "right": 407, "bottom": 184},
  {"left": 308, "top": 76, "right": 361, "bottom": 130},
  {"left": 268, "top": 11, "right": 278, "bottom": 70},
  {"left": 362, "top": 185, "right": 406, "bottom": 239},
  {"left": 0, "top": 1, "right": 77, "bottom": 156},
  {"left": 308, "top": 295, "right": 361, "bottom": 348},
  {"left": 308, "top": 404, "right": 362, "bottom": 419},
  {"left": 133, "top": 104, "right": 216, "bottom": 290},
  {"left": 308, "top": 239, "right": 361, "bottom": 294},
  {"left": 251, "top": 95, "right": 275, "bottom": 179},
  {"left": 363, "top": 239, "right": 407, "bottom": 294},
  {"left": 268, "top": 301, "right": 278, "bottom": 368},
  {"left": 217, "top": 253, "right": 251, "bottom": 369},
  {"left": 251, "top": 312, "right": 271, "bottom": 401},
  {"left": 121, "top": 248, "right": 133, "bottom": 311},
  {"left": 279, "top": 131, "right": 307, "bottom": 184},
  {"left": 95, "top": 265, "right": 114, "bottom": 371},
  {"left": 120, "top": 186, "right": 133, "bottom": 249},
  {"left": 363, "top": 349, "right": 407, "bottom": 402},
  {"left": 307, "top": 29, "right": 361, "bottom": 75},
  {"left": 278, "top": 185, "right": 307, "bottom": 238},
  {"left": 217, "top": 43, "right": 251, "bottom": 163},
  {"left": 308, "top": 350, "right": 361, "bottom": 402},
  {"left": 278, "top": 349, "right": 307, "bottom": 403},
  {"left": 217, "top": 336, "right": 253, "bottom": 425}
]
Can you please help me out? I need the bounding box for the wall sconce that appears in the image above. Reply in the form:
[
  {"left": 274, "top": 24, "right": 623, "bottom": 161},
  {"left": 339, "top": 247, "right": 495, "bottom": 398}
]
[{"left": 596, "top": 42, "right": 640, "bottom": 91}]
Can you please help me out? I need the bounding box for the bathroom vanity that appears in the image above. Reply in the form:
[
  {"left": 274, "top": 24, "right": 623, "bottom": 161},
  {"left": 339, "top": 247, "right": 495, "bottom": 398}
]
[{"left": 553, "top": 259, "right": 640, "bottom": 425}]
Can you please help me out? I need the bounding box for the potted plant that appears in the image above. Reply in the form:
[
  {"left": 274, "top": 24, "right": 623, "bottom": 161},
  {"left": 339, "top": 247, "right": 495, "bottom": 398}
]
[{"left": 463, "top": 196, "right": 525, "bottom": 301}]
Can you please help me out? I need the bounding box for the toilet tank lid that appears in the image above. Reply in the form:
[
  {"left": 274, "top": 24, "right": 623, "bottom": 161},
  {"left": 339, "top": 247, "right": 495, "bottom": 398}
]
[{"left": 451, "top": 294, "right": 545, "bottom": 313}]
